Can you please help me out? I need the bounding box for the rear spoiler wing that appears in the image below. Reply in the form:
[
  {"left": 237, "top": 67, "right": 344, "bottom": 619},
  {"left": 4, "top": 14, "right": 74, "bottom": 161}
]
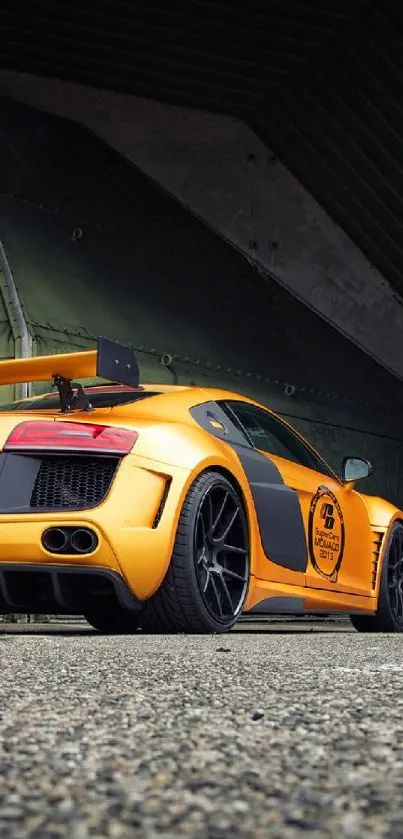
[{"left": 0, "top": 337, "right": 140, "bottom": 412}]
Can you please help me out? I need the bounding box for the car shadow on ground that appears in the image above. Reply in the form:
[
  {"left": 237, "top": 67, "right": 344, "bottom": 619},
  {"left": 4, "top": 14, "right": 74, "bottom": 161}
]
[{"left": 0, "top": 621, "right": 354, "bottom": 636}]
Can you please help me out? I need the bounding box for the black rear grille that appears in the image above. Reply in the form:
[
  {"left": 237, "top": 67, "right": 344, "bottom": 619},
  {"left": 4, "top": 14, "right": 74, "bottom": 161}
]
[{"left": 30, "top": 456, "right": 119, "bottom": 510}]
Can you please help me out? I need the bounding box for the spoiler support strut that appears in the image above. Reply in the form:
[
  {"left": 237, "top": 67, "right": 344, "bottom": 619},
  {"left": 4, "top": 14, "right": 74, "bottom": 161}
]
[{"left": 53, "top": 376, "right": 93, "bottom": 413}]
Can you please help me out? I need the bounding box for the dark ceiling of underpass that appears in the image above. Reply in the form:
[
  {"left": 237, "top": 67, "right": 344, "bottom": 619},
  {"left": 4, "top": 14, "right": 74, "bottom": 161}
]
[
  {"left": 1, "top": 0, "right": 403, "bottom": 296},
  {"left": 0, "top": 1, "right": 362, "bottom": 113}
]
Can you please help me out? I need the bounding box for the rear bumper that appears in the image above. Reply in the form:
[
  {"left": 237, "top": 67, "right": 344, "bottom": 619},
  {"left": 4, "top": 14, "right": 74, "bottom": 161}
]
[
  {"left": 0, "top": 454, "right": 193, "bottom": 609},
  {"left": 0, "top": 563, "right": 140, "bottom": 614}
]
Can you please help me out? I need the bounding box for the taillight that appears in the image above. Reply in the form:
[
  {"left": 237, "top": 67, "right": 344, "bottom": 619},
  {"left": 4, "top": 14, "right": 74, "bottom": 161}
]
[{"left": 4, "top": 421, "right": 138, "bottom": 455}]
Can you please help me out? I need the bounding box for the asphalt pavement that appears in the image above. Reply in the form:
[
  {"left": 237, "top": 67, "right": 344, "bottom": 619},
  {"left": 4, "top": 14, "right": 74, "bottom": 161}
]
[{"left": 1, "top": 622, "right": 403, "bottom": 839}]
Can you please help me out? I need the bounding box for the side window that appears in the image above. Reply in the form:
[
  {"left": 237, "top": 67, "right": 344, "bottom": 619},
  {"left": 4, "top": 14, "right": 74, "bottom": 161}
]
[{"left": 223, "top": 401, "right": 332, "bottom": 476}]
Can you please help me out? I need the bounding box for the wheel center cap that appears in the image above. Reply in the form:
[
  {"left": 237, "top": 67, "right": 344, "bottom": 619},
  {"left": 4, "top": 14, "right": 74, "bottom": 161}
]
[{"left": 201, "top": 549, "right": 214, "bottom": 567}]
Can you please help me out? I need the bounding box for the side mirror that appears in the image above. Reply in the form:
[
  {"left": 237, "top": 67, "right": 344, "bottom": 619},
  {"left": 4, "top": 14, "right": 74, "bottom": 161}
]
[{"left": 341, "top": 456, "right": 372, "bottom": 484}]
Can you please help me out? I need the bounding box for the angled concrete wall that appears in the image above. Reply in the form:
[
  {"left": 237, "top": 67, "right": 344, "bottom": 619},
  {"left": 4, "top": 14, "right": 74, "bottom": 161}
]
[{"left": 1, "top": 70, "right": 403, "bottom": 381}]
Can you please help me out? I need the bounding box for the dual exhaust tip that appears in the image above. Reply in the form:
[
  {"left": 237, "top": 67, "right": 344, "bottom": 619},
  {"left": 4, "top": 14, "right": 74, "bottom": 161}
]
[{"left": 42, "top": 527, "right": 98, "bottom": 555}]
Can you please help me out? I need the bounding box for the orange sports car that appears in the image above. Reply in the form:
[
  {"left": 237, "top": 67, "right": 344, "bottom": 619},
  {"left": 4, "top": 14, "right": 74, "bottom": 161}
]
[{"left": 0, "top": 337, "right": 401, "bottom": 633}]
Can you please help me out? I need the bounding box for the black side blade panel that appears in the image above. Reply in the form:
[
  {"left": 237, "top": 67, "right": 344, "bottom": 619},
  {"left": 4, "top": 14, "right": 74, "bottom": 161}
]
[
  {"left": 190, "top": 401, "right": 308, "bottom": 573},
  {"left": 232, "top": 445, "right": 308, "bottom": 573}
]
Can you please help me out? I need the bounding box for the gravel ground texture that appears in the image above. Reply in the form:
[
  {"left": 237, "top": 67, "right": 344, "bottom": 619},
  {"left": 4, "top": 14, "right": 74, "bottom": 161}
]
[{"left": 1, "top": 623, "right": 403, "bottom": 839}]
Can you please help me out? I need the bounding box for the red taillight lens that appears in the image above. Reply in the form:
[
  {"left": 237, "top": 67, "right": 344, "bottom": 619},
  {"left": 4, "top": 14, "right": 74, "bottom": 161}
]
[{"left": 4, "top": 421, "right": 138, "bottom": 455}]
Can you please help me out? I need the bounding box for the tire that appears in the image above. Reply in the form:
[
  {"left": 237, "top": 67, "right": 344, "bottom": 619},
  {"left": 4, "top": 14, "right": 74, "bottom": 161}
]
[
  {"left": 350, "top": 521, "right": 403, "bottom": 633},
  {"left": 84, "top": 605, "right": 140, "bottom": 633},
  {"left": 140, "top": 470, "right": 250, "bottom": 634}
]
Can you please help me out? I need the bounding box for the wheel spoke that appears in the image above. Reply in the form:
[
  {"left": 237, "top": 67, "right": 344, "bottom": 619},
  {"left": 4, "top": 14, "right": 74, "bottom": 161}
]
[
  {"left": 206, "top": 493, "right": 214, "bottom": 537},
  {"left": 222, "top": 543, "right": 248, "bottom": 555},
  {"left": 196, "top": 521, "right": 207, "bottom": 562},
  {"left": 215, "top": 571, "right": 234, "bottom": 613},
  {"left": 389, "top": 588, "right": 397, "bottom": 610},
  {"left": 392, "top": 536, "right": 400, "bottom": 567},
  {"left": 198, "top": 510, "right": 207, "bottom": 544},
  {"left": 214, "top": 507, "right": 239, "bottom": 543},
  {"left": 209, "top": 574, "right": 223, "bottom": 617},
  {"left": 212, "top": 491, "right": 229, "bottom": 535},
  {"left": 390, "top": 536, "right": 398, "bottom": 567},
  {"left": 202, "top": 569, "right": 210, "bottom": 593},
  {"left": 222, "top": 567, "right": 247, "bottom": 583}
]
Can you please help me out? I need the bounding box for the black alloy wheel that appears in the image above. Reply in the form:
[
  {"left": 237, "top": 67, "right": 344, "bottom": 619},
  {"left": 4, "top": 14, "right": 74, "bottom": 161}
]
[
  {"left": 141, "top": 471, "right": 251, "bottom": 633},
  {"left": 385, "top": 525, "right": 403, "bottom": 629},
  {"left": 350, "top": 522, "right": 403, "bottom": 633},
  {"left": 194, "top": 481, "right": 249, "bottom": 623}
]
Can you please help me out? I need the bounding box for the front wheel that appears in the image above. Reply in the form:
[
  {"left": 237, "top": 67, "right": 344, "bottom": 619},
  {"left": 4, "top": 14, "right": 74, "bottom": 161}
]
[
  {"left": 141, "top": 471, "right": 251, "bottom": 633},
  {"left": 350, "top": 522, "right": 403, "bottom": 633}
]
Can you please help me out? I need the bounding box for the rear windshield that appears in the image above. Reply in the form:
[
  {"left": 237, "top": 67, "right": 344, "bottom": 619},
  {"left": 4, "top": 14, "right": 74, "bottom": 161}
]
[{"left": 0, "top": 389, "right": 160, "bottom": 412}]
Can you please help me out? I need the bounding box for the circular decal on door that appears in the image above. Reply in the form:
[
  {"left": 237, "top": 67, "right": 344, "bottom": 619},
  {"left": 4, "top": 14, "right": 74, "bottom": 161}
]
[{"left": 308, "top": 487, "right": 345, "bottom": 582}]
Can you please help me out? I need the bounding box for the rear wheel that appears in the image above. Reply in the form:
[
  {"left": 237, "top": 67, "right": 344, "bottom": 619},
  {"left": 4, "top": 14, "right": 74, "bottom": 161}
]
[
  {"left": 350, "top": 522, "right": 403, "bottom": 633},
  {"left": 141, "top": 471, "right": 250, "bottom": 633}
]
